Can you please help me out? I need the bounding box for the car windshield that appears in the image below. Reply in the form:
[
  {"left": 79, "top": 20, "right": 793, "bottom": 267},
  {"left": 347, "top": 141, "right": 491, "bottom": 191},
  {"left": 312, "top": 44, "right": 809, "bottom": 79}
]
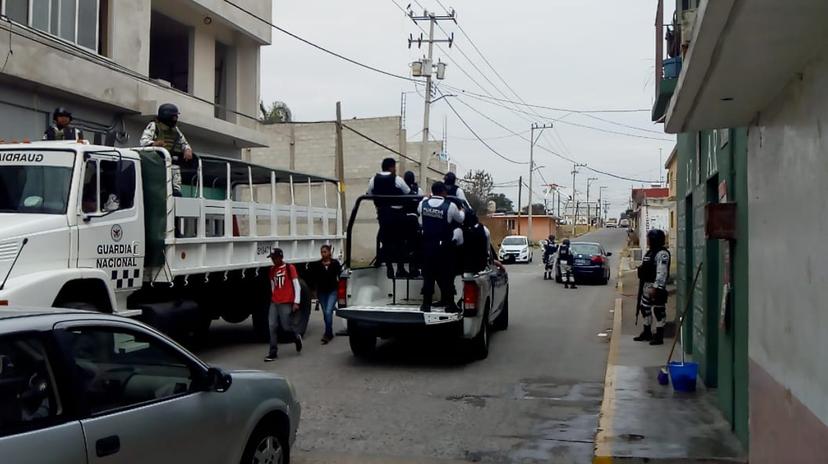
[
  {"left": 0, "top": 165, "right": 73, "bottom": 214},
  {"left": 502, "top": 237, "right": 527, "bottom": 246},
  {"left": 571, "top": 244, "right": 602, "bottom": 256}
]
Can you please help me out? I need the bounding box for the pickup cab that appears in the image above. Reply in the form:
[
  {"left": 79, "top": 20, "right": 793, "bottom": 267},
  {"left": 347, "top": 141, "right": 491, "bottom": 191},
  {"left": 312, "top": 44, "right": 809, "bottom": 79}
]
[{"left": 335, "top": 195, "right": 509, "bottom": 360}]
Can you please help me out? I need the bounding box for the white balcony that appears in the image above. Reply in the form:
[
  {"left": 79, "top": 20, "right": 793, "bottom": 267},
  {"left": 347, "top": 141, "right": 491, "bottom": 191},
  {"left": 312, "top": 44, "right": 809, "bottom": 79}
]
[{"left": 665, "top": 0, "right": 828, "bottom": 134}]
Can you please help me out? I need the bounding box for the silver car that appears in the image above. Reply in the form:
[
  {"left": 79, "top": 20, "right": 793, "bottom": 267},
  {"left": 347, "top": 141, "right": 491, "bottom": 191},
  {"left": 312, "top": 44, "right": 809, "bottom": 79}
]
[{"left": 0, "top": 308, "right": 299, "bottom": 464}]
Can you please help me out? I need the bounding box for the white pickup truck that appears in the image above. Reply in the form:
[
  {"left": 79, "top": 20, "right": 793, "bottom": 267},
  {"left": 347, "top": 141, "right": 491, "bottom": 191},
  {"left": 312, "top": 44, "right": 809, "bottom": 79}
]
[
  {"left": 0, "top": 141, "right": 343, "bottom": 340},
  {"left": 335, "top": 195, "right": 509, "bottom": 360}
]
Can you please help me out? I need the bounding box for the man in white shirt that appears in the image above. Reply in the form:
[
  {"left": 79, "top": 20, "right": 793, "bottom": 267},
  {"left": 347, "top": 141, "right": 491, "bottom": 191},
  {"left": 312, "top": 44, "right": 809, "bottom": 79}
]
[{"left": 418, "top": 181, "right": 465, "bottom": 313}]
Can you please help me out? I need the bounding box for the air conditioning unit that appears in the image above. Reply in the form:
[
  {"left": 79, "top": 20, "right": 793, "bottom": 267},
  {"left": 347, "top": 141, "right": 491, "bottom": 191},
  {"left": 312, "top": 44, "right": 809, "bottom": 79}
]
[{"left": 680, "top": 9, "right": 697, "bottom": 55}]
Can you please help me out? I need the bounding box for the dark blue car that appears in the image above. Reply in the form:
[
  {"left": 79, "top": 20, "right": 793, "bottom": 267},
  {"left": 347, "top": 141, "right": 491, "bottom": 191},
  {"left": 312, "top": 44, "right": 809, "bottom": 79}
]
[{"left": 556, "top": 242, "right": 612, "bottom": 285}]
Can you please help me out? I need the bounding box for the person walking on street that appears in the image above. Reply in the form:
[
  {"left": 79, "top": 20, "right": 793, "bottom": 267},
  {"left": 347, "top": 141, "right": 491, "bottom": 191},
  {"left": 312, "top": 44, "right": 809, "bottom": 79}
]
[
  {"left": 557, "top": 238, "right": 577, "bottom": 289},
  {"left": 419, "top": 181, "right": 465, "bottom": 313},
  {"left": 634, "top": 229, "right": 671, "bottom": 345},
  {"left": 265, "top": 248, "right": 303, "bottom": 361},
  {"left": 43, "top": 107, "right": 84, "bottom": 141},
  {"left": 140, "top": 103, "right": 194, "bottom": 197},
  {"left": 308, "top": 244, "right": 342, "bottom": 344},
  {"left": 367, "top": 157, "right": 411, "bottom": 279}
]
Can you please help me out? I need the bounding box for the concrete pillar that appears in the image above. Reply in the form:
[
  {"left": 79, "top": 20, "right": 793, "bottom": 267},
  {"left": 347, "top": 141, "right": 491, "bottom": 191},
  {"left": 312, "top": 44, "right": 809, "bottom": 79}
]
[
  {"left": 234, "top": 36, "right": 260, "bottom": 127},
  {"left": 108, "top": 0, "right": 151, "bottom": 75},
  {"left": 191, "top": 26, "right": 216, "bottom": 103}
]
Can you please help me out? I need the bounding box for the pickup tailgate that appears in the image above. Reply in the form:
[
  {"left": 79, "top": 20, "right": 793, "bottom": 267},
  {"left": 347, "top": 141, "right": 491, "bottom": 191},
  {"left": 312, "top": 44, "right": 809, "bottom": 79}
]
[{"left": 337, "top": 305, "right": 462, "bottom": 326}]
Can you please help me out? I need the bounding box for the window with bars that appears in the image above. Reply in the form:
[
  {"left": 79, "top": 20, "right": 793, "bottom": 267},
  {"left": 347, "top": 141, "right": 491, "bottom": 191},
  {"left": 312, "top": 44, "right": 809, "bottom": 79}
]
[{"left": 1, "top": 0, "right": 104, "bottom": 53}]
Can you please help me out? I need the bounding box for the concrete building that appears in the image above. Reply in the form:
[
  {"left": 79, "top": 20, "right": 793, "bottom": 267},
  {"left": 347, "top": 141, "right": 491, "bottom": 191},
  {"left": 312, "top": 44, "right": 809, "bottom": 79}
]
[
  {"left": 486, "top": 214, "right": 558, "bottom": 244},
  {"left": 250, "top": 117, "right": 452, "bottom": 262},
  {"left": 0, "top": 0, "right": 270, "bottom": 156},
  {"left": 654, "top": 0, "right": 828, "bottom": 459},
  {"left": 664, "top": 147, "right": 678, "bottom": 275},
  {"left": 630, "top": 187, "right": 670, "bottom": 249}
]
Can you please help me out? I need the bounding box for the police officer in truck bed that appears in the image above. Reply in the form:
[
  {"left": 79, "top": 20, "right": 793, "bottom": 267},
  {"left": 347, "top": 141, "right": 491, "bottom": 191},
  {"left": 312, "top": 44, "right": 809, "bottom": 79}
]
[
  {"left": 418, "top": 181, "right": 465, "bottom": 313},
  {"left": 367, "top": 157, "right": 411, "bottom": 279}
]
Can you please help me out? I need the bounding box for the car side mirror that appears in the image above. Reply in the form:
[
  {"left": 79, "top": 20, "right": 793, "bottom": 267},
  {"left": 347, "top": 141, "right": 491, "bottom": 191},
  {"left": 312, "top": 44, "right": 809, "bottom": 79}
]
[
  {"left": 206, "top": 367, "right": 232, "bottom": 393},
  {"left": 606, "top": 252, "right": 613, "bottom": 257}
]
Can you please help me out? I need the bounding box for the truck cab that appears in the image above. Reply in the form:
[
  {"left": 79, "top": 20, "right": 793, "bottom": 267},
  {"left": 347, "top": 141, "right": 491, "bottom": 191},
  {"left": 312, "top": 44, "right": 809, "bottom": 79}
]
[{"left": 0, "top": 142, "right": 142, "bottom": 313}]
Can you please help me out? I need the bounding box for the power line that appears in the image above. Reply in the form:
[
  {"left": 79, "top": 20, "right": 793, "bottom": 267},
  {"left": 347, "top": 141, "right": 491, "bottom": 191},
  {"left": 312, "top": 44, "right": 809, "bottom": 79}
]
[
  {"left": 457, "top": 92, "right": 674, "bottom": 142},
  {"left": 443, "top": 97, "right": 528, "bottom": 165},
  {"left": 223, "top": 0, "right": 420, "bottom": 83}
]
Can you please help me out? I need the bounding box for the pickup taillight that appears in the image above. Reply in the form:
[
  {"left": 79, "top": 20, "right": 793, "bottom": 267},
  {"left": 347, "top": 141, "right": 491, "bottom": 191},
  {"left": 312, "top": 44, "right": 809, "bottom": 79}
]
[
  {"left": 337, "top": 279, "right": 348, "bottom": 308},
  {"left": 463, "top": 281, "right": 478, "bottom": 316}
]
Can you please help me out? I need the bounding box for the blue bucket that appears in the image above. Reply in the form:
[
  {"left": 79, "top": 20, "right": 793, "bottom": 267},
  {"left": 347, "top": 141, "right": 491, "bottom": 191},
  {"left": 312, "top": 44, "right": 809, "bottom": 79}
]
[{"left": 668, "top": 361, "right": 698, "bottom": 392}]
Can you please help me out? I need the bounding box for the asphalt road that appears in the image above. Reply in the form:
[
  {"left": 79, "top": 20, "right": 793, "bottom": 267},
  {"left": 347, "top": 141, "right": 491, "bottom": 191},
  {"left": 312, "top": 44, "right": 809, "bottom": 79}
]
[{"left": 196, "top": 228, "right": 628, "bottom": 464}]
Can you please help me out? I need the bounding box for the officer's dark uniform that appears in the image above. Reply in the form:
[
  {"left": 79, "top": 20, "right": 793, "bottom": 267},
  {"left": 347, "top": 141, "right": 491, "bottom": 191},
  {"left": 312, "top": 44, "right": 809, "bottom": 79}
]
[
  {"left": 371, "top": 173, "right": 405, "bottom": 276},
  {"left": 557, "top": 239, "right": 577, "bottom": 289},
  {"left": 402, "top": 184, "right": 423, "bottom": 276},
  {"left": 420, "top": 196, "right": 463, "bottom": 312},
  {"left": 543, "top": 236, "right": 558, "bottom": 280},
  {"left": 461, "top": 212, "right": 489, "bottom": 275},
  {"left": 635, "top": 229, "right": 671, "bottom": 345}
]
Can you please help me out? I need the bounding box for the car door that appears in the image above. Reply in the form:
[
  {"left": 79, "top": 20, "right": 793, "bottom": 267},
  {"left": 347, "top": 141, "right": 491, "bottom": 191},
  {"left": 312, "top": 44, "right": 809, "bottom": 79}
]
[
  {"left": 76, "top": 153, "right": 145, "bottom": 296},
  {"left": 488, "top": 247, "right": 508, "bottom": 319},
  {"left": 0, "top": 333, "right": 87, "bottom": 464},
  {"left": 54, "top": 322, "right": 229, "bottom": 464}
]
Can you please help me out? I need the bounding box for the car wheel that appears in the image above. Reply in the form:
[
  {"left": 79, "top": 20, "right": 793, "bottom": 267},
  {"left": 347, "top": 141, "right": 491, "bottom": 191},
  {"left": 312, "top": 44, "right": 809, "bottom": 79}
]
[
  {"left": 493, "top": 290, "right": 509, "bottom": 331},
  {"left": 602, "top": 269, "right": 610, "bottom": 285},
  {"left": 252, "top": 303, "right": 270, "bottom": 342},
  {"left": 241, "top": 423, "right": 287, "bottom": 464},
  {"left": 469, "top": 305, "right": 490, "bottom": 360},
  {"left": 349, "top": 329, "right": 377, "bottom": 358}
]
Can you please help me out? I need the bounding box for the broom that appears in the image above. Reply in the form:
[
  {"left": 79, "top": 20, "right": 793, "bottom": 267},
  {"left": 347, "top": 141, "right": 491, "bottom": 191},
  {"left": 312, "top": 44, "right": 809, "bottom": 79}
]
[{"left": 658, "top": 262, "right": 703, "bottom": 385}]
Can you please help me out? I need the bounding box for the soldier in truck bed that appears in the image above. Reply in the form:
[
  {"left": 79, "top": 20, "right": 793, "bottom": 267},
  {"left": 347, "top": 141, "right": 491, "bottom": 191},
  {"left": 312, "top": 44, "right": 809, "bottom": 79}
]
[{"left": 140, "top": 103, "right": 193, "bottom": 197}]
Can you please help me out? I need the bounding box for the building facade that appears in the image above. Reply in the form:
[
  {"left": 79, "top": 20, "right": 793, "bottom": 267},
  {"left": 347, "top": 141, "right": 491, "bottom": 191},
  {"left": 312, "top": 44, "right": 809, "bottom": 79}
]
[
  {"left": 0, "top": 0, "right": 270, "bottom": 156},
  {"left": 654, "top": 0, "right": 828, "bottom": 459}
]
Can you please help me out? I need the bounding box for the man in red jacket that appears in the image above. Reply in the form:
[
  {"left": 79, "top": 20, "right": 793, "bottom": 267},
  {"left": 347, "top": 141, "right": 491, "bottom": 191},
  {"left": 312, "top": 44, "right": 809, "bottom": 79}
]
[{"left": 265, "top": 248, "right": 303, "bottom": 361}]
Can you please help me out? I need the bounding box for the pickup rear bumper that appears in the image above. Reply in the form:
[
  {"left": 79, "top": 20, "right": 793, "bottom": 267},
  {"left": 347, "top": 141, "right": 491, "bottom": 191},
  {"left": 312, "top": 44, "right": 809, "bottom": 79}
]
[{"left": 337, "top": 306, "right": 463, "bottom": 337}]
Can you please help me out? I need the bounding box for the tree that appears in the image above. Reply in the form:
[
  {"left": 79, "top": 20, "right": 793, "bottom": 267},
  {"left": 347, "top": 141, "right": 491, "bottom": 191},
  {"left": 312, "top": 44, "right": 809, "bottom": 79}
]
[
  {"left": 259, "top": 101, "right": 293, "bottom": 124},
  {"left": 520, "top": 203, "right": 547, "bottom": 215},
  {"left": 487, "top": 193, "right": 514, "bottom": 213},
  {"left": 462, "top": 170, "right": 494, "bottom": 213}
]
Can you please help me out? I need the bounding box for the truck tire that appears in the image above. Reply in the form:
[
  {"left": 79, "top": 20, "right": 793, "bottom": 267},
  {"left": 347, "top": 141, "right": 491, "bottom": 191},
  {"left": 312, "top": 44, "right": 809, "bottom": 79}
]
[
  {"left": 469, "top": 306, "right": 490, "bottom": 360},
  {"left": 252, "top": 304, "right": 270, "bottom": 342},
  {"left": 493, "top": 290, "right": 509, "bottom": 331},
  {"left": 349, "top": 329, "right": 377, "bottom": 358}
]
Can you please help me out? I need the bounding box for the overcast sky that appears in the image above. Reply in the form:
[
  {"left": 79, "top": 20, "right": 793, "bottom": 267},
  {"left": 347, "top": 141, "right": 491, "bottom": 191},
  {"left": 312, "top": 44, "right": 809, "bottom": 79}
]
[{"left": 260, "top": 0, "right": 674, "bottom": 218}]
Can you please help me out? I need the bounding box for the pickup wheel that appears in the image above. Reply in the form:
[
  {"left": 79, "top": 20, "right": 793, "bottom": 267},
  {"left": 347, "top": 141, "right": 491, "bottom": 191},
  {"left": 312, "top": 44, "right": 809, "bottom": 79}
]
[
  {"left": 469, "top": 305, "right": 490, "bottom": 360},
  {"left": 349, "top": 331, "right": 377, "bottom": 358},
  {"left": 252, "top": 304, "right": 270, "bottom": 342},
  {"left": 492, "top": 290, "right": 509, "bottom": 331}
]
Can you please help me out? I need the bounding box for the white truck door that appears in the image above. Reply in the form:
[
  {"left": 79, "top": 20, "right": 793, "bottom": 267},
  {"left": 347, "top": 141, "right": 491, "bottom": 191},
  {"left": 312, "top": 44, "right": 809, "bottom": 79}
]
[{"left": 76, "top": 153, "right": 145, "bottom": 297}]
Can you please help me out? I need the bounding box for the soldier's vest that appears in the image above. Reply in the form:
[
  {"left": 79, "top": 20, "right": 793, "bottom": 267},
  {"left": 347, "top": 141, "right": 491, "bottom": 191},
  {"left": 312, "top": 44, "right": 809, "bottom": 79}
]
[
  {"left": 421, "top": 199, "right": 452, "bottom": 245},
  {"left": 155, "top": 122, "right": 183, "bottom": 154},
  {"left": 638, "top": 247, "right": 670, "bottom": 283},
  {"left": 45, "top": 125, "right": 80, "bottom": 141}
]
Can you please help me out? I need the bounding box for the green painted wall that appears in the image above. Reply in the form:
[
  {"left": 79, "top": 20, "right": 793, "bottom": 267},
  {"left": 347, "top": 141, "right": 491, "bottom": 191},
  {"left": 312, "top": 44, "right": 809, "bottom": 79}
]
[{"left": 674, "top": 128, "right": 749, "bottom": 446}]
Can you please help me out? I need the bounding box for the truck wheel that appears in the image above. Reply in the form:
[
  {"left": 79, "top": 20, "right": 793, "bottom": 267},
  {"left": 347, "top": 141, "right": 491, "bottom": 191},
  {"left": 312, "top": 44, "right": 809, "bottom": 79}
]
[
  {"left": 349, "top": 331, "right": 377, "bottom": 358},
  {"left": 469, "top": 307, "right": 490, "bottom": 360},
  {"left": 493, "top": 291, "right": 509, "bottom": 331}
]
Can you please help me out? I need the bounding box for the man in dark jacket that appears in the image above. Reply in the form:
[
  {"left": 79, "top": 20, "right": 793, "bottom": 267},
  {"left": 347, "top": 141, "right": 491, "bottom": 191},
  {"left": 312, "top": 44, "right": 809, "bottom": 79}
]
[{"left": 367, "top": 157, "right": 410, "bottom": 279}]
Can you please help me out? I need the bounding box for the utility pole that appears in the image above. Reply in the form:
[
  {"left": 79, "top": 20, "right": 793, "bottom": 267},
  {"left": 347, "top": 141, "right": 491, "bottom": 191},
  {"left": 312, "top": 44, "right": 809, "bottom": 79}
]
[
  {"left": 571, "top": 164, "right": 585, "bottom": 236},
  {"left": 528, "top": 122, "right": 553, "bottom": 243},
  {"left": 517, "top": 175, "right": 523, "bottom": 235},
  {"left": 598, "top": 186, "right": 607, "bottom": 227},
  {"left": 335, "top": 102, "right": 347, "bottom": 230},
  {"left": 408, "top": 9, "right": 455, "bottom": 186},
  {"left": 586, "top": 177, "right": 598, "bottom": 228}
]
